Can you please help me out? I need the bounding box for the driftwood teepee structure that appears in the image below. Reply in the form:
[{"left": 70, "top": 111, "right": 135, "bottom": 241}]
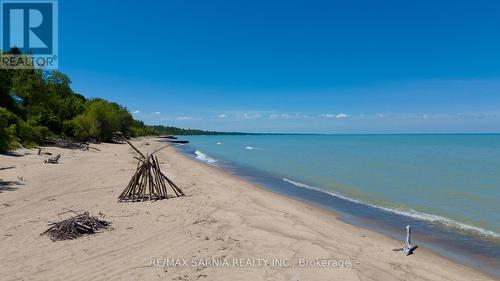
[{"left": 117, "top": 134, "right": 184, "bottom": 202}]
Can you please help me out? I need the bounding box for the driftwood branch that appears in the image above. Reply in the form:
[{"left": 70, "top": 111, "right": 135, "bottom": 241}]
[
  {"left": 150, "top": 144, "right": 174, "bottom": 155},
  {"left": 115, "top": 132, "right": 145, "bottom": 159},
  {"left": 393, "top": 225, "right": 418, "bottom": 255},
  {"left": 44, "top": 154, "right": 61, "bottom": 164}
]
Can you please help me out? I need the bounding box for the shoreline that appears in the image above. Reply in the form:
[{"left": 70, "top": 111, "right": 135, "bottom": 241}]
[
  {"left": 177, "top": 143, "right": 500, "bottom": 278},
  {"left": 0, "top": 137, "right": 497, "bottom": 281}
]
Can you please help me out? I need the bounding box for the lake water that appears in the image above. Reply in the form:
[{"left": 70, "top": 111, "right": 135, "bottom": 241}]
[{"left": 177, "top": 134, "right": 500, "bottom": 276}]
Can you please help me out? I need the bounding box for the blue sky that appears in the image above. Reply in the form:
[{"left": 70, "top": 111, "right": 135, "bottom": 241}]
[{"left": 59, "top": 0, "right": 500, "bottom": 133}]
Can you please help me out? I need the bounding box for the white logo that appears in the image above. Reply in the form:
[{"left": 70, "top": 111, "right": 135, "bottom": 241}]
[{"left": 9, "top": 8, "right": 48, "bottom": 48}]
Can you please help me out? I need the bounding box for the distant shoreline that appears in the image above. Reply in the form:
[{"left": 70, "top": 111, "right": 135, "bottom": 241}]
[{"left": 174, "top": 132, "right": 500, "bottom": 136}]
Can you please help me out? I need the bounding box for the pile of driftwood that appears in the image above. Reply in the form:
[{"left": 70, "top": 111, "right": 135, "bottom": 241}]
[
  {"left": 44, "top": 139, "right": 101, "bottom": 151},
  {"left": 41, "top": 212, "right": 111, "bottom": 241},
  {"left": 117, "top": 133, "right": 184, "bottom": 202}
]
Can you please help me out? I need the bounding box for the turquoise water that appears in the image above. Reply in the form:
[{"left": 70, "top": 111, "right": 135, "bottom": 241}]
[{"left": 182, "top": 134, "right": 500, "bottom": 241}]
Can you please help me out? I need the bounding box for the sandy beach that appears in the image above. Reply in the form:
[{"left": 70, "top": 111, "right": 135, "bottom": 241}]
[{"left": 0, "top": 137, "right": 496, "bottom": 281}]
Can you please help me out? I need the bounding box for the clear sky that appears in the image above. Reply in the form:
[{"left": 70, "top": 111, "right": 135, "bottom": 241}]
[{"left": 59, "top": 0, "right": 500, "bottom": 133}]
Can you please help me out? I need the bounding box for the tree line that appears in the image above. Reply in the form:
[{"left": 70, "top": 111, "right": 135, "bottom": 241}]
[{"left": 0, "top": 50, "right": 236, "bottom": 152}]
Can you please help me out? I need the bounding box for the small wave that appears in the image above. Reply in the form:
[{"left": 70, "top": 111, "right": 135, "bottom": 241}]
[
  {"left": 245, "top": 146, "right": 255, "bottom": 150},
  {"left": 195, "top": 150, "right": 217, "bottom": 164},
  {"left": 216, "top": 142, "right": 222, "bottom": 145},
  {"left": 282, "top": 178, "right": 500, "bottom": 239}
]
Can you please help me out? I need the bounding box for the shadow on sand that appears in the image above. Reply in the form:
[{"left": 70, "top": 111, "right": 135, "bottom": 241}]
[
  {"left": 0, "top": 166, "right": 16, "bottom": 171},
  {"left": 0, "top": 180, "right": 25, "bottom": 193},
  {"left": 1, "top": 151, "right": 26, "bottom": 157}
]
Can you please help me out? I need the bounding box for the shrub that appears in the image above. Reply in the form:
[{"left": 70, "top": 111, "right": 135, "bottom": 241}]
[
  {"left": 15, "top": 120, "right": 50, "bottom": 147},
  {"left": 0, "top": 107, "right": 19, "bottom": 152}
]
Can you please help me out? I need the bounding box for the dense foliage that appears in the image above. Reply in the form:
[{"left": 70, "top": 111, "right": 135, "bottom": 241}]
[
  {"left": 147, "top": 125, "right": 245, "bottom": 136},
  {"left": 0, "top": 51, "right": 229, "bottom": 152}
]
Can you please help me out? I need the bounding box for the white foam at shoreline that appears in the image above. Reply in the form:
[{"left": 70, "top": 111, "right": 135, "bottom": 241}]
[
  {"left": 187, "top": 147, "right": 499, "bottom": 239},
  {"left": 282, "top": 178, "right": 500, "bottom": 239},
  {"left": 194, "top": 150, "right": 217, "bottom": 164}
]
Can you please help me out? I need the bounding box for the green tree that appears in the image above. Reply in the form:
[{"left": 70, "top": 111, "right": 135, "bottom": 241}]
[
  {"left": 0, "top": 69, "right": 15, "bottom": 111},
  {"left": 0, "top": 49, "right": 220, "bottom": 150},
  {"left": 68, "top": 99, "right": 134, "bottom": 142}
]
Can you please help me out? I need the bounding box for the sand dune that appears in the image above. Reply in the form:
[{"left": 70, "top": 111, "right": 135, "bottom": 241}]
[{"left": 0, "top": 138, "right": 495, "bottom": 281}]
